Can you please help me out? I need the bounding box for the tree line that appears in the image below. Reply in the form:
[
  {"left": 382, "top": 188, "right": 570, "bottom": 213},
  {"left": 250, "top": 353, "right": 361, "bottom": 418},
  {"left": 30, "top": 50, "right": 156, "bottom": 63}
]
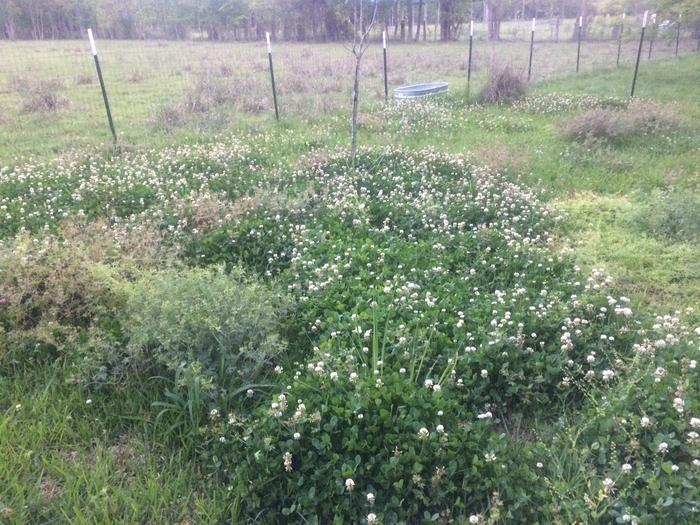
[{"left": 0, "top": 0, "right": 697, "bottom": 41}]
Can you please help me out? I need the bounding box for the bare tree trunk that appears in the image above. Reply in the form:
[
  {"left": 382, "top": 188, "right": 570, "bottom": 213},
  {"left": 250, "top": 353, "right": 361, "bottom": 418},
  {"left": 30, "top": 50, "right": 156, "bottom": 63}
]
[
  {"left": 351, "top": 56, "right": 361, "bottom": 157},
  {"left": 415, "top": 0, "right": 424, "bottom": 40},
  {"left": 350, "top": 0, "right": 378, "bottom": 160}
]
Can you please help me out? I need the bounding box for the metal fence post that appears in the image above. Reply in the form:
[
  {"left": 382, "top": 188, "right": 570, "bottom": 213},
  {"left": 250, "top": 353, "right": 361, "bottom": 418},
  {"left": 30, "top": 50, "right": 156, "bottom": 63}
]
[
  {"left": 383, "top": 30, "right": 389, "bottom": 101},
  {"left": 467, "top": 20, "right": 474, "bottom": 95},
  {"left": 616, "top": 13, "right": 625, "bottom": 66},
  {"left": 576, "top": 16, "right": 583, "bottom": 73},
  {"left": 631, "top": 11, "right": 648, "bottom": 98},
  {"left": 527, "top": 18, "right": 535, "bottom": 81},
  {"left": 266, "top": 32, "right": 279, "bottom": 120},
  {"left": 87, "top": 28, "right": 116, "bottom": 144}
]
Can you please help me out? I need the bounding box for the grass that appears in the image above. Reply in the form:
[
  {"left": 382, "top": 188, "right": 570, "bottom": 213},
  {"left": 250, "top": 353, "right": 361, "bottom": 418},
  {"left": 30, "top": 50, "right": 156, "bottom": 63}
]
[
  {"left": 0, "top": 44, "right": 699, "bottom": 521},
  {"left": 1, "top": 35, "right": 698, "bottom": 159}
]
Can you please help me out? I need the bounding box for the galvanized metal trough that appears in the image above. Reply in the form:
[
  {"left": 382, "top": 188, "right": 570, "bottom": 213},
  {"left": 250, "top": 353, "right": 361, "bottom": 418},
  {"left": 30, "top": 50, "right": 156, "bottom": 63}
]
[{"left": 394, "top": 82, "right": 449, "bottom": 99}]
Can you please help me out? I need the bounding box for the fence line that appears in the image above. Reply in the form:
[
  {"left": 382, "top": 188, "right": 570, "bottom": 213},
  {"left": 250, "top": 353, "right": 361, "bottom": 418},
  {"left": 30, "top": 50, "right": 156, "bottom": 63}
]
[{"left": 0, "top": 14, "right": 698, "bottom": 159}]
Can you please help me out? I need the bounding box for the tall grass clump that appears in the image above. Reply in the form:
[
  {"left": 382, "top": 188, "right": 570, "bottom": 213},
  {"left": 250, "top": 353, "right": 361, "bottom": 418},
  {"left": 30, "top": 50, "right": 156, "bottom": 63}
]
[
  {"left": 633, "top": 190, "right": 700, "bottom": 243},
  {"left": 478, "top": 66, "right": 527, "bottom": 105},
  {"left": 18, "top": 78, "right": 69, "bottom": 113},
  {"left": 559, "top": 101, "right": 683, "bottom": 145}
]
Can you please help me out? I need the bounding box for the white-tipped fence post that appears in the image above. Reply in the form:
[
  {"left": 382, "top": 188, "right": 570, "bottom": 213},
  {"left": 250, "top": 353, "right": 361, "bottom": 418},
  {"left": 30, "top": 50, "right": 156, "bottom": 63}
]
[
  {"left": 631, "top": 11, "right": 648, "bottom": 98},
  {"left": 576, "top": 16, "right": 583, "bottom": 73},
  {"left": 266, "top": 32, "right": 279, "bottom": 120},
  {"left": 87, "top": 28, "right": 116, "bottom": 144},
  {"left": 383, "top": 30, "right": 389, "bottom": 101},
  {"left": 527, "top": 18, "right": 535, "bottom": 81},
  {"left": 467, "top": 20, "right": 474, "bottom": 95},
  {"left": 616, "top": 13, "right": 625, "bottom": 66}
]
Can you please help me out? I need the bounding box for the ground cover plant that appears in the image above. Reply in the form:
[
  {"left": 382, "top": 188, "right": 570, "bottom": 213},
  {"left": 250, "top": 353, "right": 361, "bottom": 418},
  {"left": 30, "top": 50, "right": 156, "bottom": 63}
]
[{"left": 0, "top": 52, "right": 699, "bottom": 524}]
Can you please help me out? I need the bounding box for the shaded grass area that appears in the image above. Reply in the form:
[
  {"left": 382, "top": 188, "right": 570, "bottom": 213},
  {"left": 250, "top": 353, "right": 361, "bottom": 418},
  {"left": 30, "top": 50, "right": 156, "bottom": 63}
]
[{"left": 0, "top": 365, "right": 233, "bottom": 523}]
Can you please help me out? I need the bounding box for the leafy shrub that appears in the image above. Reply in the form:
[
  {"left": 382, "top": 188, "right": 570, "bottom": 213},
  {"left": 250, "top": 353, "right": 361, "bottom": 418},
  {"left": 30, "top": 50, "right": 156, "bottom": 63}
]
[
  {"left": 633, "top": 191, "right": 700, "bottom": 243},
  {"left": 124, "top": 266, "right": 290, "bottom": 389},
  {"left": 0, "top": 235, "right": 124, "bottom": 368},
  {"left": 19, "top": 79, "right": 69, "bottom": 113},
  {"left": 478, "top": 66, "right": 527, "bottom": 105},
  {"left": 559, "top": 101, "right": 683, "bottom": 145}
]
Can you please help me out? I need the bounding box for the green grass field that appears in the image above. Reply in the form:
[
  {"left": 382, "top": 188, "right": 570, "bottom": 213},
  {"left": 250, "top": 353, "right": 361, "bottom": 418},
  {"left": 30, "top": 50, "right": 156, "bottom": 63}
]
[
  {"left": 1, "top": 33, "right": 697, "bottom": 159},
  {"left": 1, "top": 40, "right": 699, "bottom": 523}
]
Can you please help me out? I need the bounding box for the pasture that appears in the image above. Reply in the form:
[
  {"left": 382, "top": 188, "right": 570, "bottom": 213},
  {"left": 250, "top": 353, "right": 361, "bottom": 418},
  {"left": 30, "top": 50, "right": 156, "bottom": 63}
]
[{"left": 1, "top": 30, "right": 699, "bottom": 524}]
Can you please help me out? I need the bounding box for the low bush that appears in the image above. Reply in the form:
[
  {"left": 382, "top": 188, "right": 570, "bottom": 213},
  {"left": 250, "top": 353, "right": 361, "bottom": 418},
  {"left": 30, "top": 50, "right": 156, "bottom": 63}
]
[
  {"left": 123, "top": 266, "right": 290, "bottom": 390},
  {"left": 19, "top": 79, "right": 69, "bottom": 113},
  {"left": 149, "top": 102, "right": 188, "bottom": 132},
  {"left": 183, "top": 76, "right": 237, "bottom": 113},
  {"left": 0, "top": 235, "right": 124, "bottom": 368},
  {"left": 559, "top": 101, "right": 683, "bottom": 145},
  {"left": 478, "top": 66, "right": 527, "bottom": 105},
  {"left": 633, "top": 191, "right": 700, "bottom": 243}
]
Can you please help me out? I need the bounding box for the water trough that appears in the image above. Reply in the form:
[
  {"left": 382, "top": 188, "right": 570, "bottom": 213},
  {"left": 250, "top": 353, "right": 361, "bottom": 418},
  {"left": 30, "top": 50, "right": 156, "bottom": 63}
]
[{"left": 394, "top": 82, "right": 449, "bottom": 99}]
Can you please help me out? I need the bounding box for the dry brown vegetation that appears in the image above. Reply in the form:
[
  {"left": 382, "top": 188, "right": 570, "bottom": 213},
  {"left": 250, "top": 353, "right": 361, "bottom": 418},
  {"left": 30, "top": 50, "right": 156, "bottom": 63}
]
[{"left": 559, "top": 100, "right": 684, "bottom": 144}]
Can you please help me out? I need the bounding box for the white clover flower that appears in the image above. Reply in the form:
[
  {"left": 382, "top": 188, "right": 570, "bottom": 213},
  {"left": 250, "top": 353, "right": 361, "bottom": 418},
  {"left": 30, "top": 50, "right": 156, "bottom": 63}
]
[
  {"left": 219, "top": 436, "right": 226, "bottom": 443},
  {"left": 418, "top": 427, "right": 430, "bottom": 440},
  {"left": 366, "top": 492, "right": 375, "bottom": 505},
  {"left": 293, "top": 432, "right": 301, "bottom": 440},
  {"left": 86, "top": 399, "right": 93, "bottom": 405},
  {"left": 436, "top": 424, "right": 445, "bottom": 434},
  {"left": 658, "top": 442, "right": 668, "bottom": 454},
  {"left": 480, "top": 369, "right": 488, "bottom": 378},
  {"left": 477, "top": 411, "right": 493, "bottom": 420},
  {"left": 690, "top": 418, "right": 700, "bottom": 429},
  {"left": 621, "top": 463, "right": 632, "bottom": 472},
  {"left": 350, "top": 372, "right": 358, "bottom": 382},
  {"left": 209, "top": 408, "right": 219, "bottom": 418},
  {"left": 601, "top": 369, "right": 615, "bottom": 382},
  {"left": 246, "top": 389, "right": 254, "bottom": 398},
  {"left": 330, "top": 371, "right": 338, "bottom": 382},
  {"left": 283, "top": 451, "right": 293, "bottom": 472},
  {"left": 345, "top": 478, "right": 355, "bottom": 492},
  {"left": 671, "top": 464, "right": 679, "bottom": 472},
  {"left": 674, "top": 397, "right": 685, "bottom": 414},
  {"left": 602, "top": 478, "right": 614, "bottom": 494},
  {"left": 536, "top": 462, "right": 543, "bottom": 469},
  {"left": 367, "top": 513, "right": 378, "bottom": 525},
  {"left": 640, "top": 416, "right": 651, "bottom": 428},
  {"left": 469, "top": 514, "right": 480, "bottom": 524}
]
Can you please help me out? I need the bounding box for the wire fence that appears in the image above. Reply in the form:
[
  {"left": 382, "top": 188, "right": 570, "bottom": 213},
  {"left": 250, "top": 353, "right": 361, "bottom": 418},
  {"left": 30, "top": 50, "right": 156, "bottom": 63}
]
[{"left": 0, "top": 16, "right": 698, "bottom": 160}]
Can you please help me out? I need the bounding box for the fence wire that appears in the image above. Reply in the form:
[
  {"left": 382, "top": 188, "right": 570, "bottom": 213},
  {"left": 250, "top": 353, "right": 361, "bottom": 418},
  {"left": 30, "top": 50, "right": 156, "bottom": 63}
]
[{"left": 0, "top": 16, "right": 697, "bottom": 160}]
